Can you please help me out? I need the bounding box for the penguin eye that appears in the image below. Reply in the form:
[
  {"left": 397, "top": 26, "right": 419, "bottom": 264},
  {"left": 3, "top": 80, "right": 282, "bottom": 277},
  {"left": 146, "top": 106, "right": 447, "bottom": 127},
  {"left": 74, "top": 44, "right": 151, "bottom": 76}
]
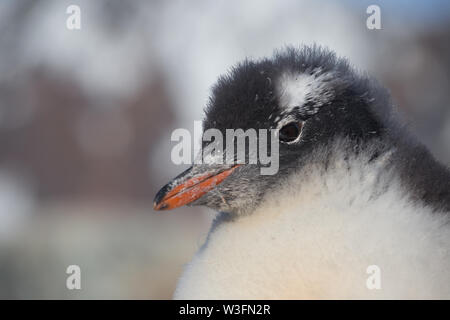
[{"left": 279, "top": 122, "right": 303, "bottom": 143}]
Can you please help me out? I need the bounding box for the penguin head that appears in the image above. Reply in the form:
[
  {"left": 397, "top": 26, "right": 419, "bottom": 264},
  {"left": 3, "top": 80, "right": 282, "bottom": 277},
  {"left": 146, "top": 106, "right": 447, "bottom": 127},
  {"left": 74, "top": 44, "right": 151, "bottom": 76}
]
[{"left": 154, "top": 46, "right": 390, "bottom": 215}]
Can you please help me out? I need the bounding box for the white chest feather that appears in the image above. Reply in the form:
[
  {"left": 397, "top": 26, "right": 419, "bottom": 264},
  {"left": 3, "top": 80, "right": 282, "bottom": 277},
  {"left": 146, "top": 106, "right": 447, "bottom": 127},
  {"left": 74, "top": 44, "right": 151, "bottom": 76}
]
[{"left": 174, "top": 150, "right": 450, "bottom": 299}]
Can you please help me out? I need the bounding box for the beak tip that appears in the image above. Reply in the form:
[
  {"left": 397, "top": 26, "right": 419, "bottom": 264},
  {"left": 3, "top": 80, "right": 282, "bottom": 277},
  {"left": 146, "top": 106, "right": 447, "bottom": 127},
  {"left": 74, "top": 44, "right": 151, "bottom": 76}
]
[
  {"left": 153, "top": 201, "right": 168, "bottom": 211},
  {"left": 153, "top": 184, "right": 171, "bottom": 211}
]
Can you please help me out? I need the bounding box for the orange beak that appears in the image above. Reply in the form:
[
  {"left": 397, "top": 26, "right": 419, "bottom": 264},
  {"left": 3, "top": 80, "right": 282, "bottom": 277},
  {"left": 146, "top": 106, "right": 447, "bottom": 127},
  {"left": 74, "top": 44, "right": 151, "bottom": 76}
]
[{"left": 153, "top": 165, "right": 240, "bottom": 211}]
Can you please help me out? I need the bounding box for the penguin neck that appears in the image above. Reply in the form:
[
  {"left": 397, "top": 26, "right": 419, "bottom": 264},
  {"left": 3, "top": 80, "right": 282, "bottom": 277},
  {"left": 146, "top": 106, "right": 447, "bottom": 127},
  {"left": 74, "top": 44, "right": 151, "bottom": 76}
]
[
  {"left": 255, "top": 137, "right": 398, "bottom": 218},
  {"left": 209, "top": 137, "right": 396, "bottom": 230}
]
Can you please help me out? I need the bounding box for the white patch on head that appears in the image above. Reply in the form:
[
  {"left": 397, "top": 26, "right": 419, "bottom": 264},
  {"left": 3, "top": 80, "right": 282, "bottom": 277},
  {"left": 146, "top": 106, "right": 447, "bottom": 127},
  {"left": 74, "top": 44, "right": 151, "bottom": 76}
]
[{"left": 276, "top": 69, "right": 336, "bottom": 115}]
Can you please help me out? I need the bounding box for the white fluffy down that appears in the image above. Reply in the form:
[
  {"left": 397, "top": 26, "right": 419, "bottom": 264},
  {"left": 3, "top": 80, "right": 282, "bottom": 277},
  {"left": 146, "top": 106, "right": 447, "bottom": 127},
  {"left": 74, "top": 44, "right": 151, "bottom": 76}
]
[
  {"left": 174, "top": 142, "right": 450, "bottom": 299},
  {"left": 276, "top": 70, "right": 335, "bottom": 115}
]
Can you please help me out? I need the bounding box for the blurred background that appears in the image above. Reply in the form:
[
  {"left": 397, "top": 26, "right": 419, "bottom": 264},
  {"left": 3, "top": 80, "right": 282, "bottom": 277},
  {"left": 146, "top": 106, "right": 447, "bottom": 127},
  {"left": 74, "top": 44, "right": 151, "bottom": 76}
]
[{"left": 0, "top": 0, "right": 449, "bottom": 299}]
